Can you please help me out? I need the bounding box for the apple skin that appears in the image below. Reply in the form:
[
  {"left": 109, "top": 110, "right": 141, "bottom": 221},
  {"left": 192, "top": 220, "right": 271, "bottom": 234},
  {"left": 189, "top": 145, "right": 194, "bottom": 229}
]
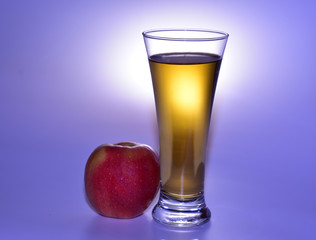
[{"left": 84, "top": 142, "right": 160, "bottom": 219}]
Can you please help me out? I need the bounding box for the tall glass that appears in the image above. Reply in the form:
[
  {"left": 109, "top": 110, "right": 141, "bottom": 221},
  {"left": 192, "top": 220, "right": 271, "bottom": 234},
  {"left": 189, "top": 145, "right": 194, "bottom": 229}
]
[{"left": 143, "top": 29, "right": 228, "bottom": 227}]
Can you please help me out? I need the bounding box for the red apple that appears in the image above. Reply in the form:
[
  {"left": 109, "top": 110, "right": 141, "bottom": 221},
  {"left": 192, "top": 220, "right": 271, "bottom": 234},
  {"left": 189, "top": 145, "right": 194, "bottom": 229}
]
[{"left": 84, "top": 142, "right": 160, "bottom": 219}]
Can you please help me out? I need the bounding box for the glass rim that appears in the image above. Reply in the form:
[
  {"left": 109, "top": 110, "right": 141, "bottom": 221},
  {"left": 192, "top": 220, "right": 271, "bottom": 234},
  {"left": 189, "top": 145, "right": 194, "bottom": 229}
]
[{"left": 142, "top": 28, "right": 229, "bottom": 41}]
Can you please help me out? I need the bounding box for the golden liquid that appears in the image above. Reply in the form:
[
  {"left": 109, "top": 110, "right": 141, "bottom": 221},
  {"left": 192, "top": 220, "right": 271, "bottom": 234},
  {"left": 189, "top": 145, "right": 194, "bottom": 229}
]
[{"left": 149, "top": 53, "right": 222, "bottom": 201}]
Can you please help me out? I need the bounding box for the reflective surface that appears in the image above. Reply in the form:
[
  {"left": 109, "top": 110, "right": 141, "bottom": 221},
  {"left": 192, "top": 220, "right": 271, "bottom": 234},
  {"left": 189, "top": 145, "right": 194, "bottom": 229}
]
[{"left": 1, "top": 0, "right": 316, "bottom": 239}]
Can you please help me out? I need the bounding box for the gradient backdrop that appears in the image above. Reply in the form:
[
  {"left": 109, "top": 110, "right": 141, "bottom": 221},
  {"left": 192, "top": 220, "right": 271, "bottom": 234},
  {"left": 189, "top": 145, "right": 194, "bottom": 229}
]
[{"left": 1, "top": 0, "right": 315, "bottom": 239}]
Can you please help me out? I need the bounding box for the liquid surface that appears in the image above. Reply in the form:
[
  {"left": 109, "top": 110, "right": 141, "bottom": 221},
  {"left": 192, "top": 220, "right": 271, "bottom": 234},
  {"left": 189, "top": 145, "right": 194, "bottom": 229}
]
[{"left": 149, "top": 53, "right": 222, "bottom": 201}]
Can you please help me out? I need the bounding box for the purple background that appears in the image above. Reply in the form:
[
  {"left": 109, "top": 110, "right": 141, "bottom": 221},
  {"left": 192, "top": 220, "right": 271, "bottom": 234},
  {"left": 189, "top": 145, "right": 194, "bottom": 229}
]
[{"left": 1, "top": 0, "right": 315, "bottom": 239}]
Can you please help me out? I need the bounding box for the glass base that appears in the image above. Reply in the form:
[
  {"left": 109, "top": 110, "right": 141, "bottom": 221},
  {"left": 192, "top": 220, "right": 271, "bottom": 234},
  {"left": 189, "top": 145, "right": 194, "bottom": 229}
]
[{"left": 152, "top": 192, "right": 211, "bottom": 227}]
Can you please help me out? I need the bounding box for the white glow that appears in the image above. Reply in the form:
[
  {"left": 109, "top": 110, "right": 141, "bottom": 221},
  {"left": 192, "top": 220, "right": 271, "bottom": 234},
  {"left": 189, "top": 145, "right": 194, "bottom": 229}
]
[{"left": 93, "top": 7, "right": 258, "bottom": 107}]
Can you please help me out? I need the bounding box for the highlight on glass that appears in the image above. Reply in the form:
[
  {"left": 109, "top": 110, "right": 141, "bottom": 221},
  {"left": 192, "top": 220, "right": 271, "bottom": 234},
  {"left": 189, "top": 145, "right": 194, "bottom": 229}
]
[{"left": 143, "top": 29, "right": 229, "bottom": 227}]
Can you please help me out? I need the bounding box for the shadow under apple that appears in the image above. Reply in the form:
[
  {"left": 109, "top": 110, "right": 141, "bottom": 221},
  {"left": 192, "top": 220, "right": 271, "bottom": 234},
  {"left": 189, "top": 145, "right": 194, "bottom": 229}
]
[{"left": 84, "top": 213, "right": 155, "bottom": 240}]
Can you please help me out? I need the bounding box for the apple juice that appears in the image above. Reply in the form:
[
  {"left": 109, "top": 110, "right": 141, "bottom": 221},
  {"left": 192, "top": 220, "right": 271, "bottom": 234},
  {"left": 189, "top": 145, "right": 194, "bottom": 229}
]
[{"left": 149, "top": 53, "right": 221, "bottom": 201}]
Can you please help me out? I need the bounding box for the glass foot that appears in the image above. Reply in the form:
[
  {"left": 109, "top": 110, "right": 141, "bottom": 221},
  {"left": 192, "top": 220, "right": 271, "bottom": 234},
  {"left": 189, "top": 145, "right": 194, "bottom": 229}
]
[{"left": 152, "top": 192, "right": 211, "bottom": 227}]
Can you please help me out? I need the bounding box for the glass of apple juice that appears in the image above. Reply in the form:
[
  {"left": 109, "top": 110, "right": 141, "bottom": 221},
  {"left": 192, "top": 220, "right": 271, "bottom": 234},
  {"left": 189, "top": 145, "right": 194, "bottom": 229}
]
[{"left": 143, "top": 29, "right": 229, "bottom": 227}]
